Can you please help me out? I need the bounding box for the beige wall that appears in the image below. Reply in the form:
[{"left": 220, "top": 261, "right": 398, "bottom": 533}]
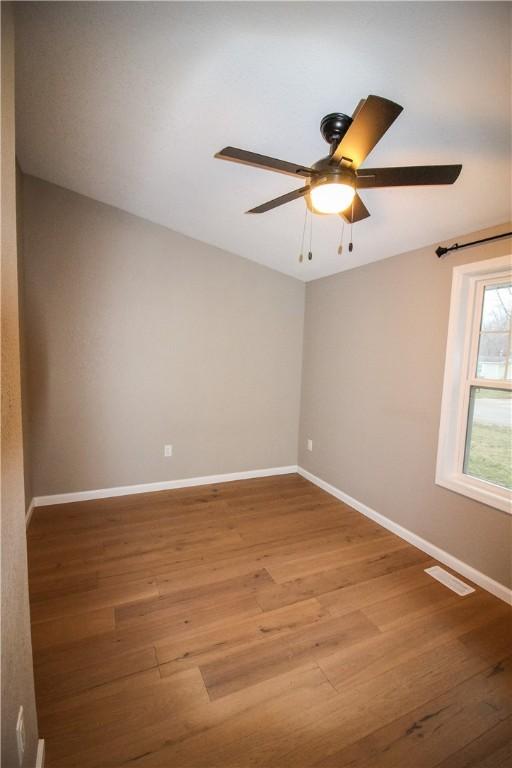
[
  {"left": 299, "top": 223, "right": 512, "bottom": 589},
  {"left": 1, "top": 5, "right": 39, "bottom": 766},
  {"left": 21, "top": 176, "right": 305, "bottom": 496}
]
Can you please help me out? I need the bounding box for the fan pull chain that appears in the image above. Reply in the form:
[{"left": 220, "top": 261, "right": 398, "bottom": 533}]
[
  {"left": 298, "top": 206, "right": 308, "bottom": 262},
  {"left": 348, "top": 196, "right": 354, "bottom": 253},
  {"left": 337, "top": 221, "right": 345, "bottom": 255},
  {"left": 308, "top": 207, "right": 313, "bottom": 260}
]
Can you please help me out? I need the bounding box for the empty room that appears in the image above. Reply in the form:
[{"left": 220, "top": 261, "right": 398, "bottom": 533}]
[{"left": 2, "top": 1, "right": 512, "bottom": 766}]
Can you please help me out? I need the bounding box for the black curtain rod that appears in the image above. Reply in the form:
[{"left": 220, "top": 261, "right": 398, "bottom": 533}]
[{"left": 436, "top": 231, "right": 512, "bottom": 258}]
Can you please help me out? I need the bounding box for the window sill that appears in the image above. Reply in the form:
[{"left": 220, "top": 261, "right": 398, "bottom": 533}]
[{"left": 436, "top": 472, "right": 511, "bottom": 515}]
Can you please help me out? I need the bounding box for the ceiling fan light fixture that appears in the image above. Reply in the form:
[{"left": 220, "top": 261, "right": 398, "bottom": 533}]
[
  {"left": 216, "top": 95, "right": 462, "bottom": 220},
  {"left": 310, "top": 177, "right": 355, "bottom": 214}
]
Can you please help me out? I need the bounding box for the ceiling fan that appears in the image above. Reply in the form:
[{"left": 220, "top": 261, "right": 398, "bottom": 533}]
[{"left": 215, "top": 95, "right": 462, "bottom": 223}]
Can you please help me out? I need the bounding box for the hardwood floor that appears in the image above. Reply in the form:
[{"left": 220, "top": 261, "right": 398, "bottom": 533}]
[{"left": 27, "top": 474, "right": 512, "bottom": 767}]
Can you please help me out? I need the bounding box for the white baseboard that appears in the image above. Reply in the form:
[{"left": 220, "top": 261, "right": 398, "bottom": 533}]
[
  {"left": 35, "top": 739, "right": 45, "bottom": 768},
  {"left": 31, "top": 465, "right": 299, "bottom": 508},
  {"left": 25, "top": 498, "right": 35, "bottom": 528},
  {"left": 297, "top": 466, "right": 512, "bottom": 606}
]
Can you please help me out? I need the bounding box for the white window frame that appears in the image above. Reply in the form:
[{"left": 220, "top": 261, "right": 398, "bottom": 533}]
[{"left": 436, "top": 254, "right": 511, "bottom": 514}]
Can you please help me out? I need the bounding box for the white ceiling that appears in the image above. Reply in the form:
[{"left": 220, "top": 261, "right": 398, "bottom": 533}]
[{"left": 15, "top": 2, "right": 511, "bottom": 281}]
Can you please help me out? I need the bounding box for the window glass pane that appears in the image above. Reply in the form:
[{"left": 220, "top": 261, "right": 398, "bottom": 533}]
[
  {"left": 476, "top": 333, "right": 509, "bottom": 379},
  {"left": 476, "top": 283, "right": 511, "bottom": 380},
  {"left": 480, "top": 283, "right": 512, "bottom": 331},
  {"left": 464, "top": 387, "right": 512, "bottom": 490}
]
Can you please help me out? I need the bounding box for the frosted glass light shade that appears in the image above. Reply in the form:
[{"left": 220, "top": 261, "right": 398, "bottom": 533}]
[{"left": 310, "top": 182, "right": 355, "bottom": 214}]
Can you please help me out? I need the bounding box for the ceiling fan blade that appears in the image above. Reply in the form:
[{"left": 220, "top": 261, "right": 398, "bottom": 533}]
[
  {"left": 246, "top": 185, "right": 310, "bottom": 214},
  {"left": 356, "top": 164, "right": 462, "bottom": 188},
  {"left": 340, "top": 193, "right": 370, "bottom": 223},
  {"left": 330, "top": 95, "right": 403, "bottom": 169},
  {"left": 215, "top": 147, "right": 317, "bottom": 179}
]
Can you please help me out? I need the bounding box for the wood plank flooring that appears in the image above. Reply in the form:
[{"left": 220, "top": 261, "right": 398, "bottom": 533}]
[{"left": 27, "top": 473, "right": 512, "bottom": 767}]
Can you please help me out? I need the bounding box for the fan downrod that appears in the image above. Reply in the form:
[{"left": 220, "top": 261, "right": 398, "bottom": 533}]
[{"left": 320, "top": 113, "right": 352, "bottom": 153}]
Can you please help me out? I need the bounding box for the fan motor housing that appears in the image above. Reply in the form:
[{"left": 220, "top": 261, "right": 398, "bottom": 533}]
[
  {"left": 311, "top": 168, "right": 355, "bottom": 188},
  {"left": 310, "top": 158, "right": 357, "bottom": 190}
]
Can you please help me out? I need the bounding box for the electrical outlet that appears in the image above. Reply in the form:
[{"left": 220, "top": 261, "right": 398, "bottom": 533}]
[
  {"left": 164, "top": 444, "right": 173, "bottom": 457},
  {"left": 16, "top": 706, "right": 25, "bottom": 766},
  {"left": 307, "top": 439, "right": 313, "bottom": 451}
]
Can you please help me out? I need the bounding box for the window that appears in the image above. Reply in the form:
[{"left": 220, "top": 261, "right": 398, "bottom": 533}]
[{"left": 436, "top": 255, "right": 511, "bottom": 513}]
